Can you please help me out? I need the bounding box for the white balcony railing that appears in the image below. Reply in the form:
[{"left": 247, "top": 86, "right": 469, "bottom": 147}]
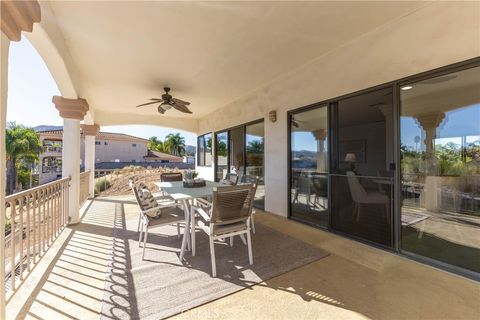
[
  {"left": 42, "top": 146, "right": 62, "bottom": 153},
  {"left": 4, "top": 177, "right": 70, "bottom": 296},
  {"left": 79, "top": 170, "right": 91, "bottom": 205}
]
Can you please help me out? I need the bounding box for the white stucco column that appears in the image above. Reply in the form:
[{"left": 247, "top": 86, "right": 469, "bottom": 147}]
[
  {"left": 81, "top": 124, "right": 99, "bottom": 198},
  {"left": 312, "top": 129, "right": 327, "bottom": 173},
  {"left": 0, "top": 32, "right": 11, "bottom": 320},
  {"left": 415, "top": 112, "right": 445, "bottom": 211},
  {"left": 53, "top": 96, "right": 89, "bottom": 224}
]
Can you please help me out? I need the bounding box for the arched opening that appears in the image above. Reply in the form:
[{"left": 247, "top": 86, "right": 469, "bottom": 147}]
[{"left": 6, "top": 36, "right": 63, "bottom": 193}]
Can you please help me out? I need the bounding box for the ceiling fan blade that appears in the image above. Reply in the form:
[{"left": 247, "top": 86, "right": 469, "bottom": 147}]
[
  {"left": 136, "top": 101, "right": 161, "bottom": 108},
  {"left": 172, "top": 98, "right": 190, "bottom": 106},
  {"left": 172, "top": 102, "right": 193, "bottom": 114},
  {"left": 150, "top": 98, "right": 163, "bottom": 101}
]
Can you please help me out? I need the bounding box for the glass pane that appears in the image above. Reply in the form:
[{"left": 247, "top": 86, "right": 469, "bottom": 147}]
[
  {"left": 205, "top": 133, "right": 212, "bottom": 166},
  {"left": 290, "top": 106, "right": 329, "bottom": 227},
  {"left": 331, "top": 87, "right": 394, "bottom": 247},
  {"left": 198, "top": 135, "right": 205, "bottom": 166},
  {"left": 229, "top": 127, "right": 245, "bottom": 175},
  {"left": 215, "top": 131, "right": 228, "bottom": 181},
  {"left": 246, "top": 121, "right": 265, "bottom": 209},
  {"left": 400, "top": 66, "right": 480, "bottom": 273}
]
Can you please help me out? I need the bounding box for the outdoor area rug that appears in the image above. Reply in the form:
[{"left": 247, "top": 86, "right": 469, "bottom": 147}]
[{"left": 101, "top": 202, "right": 329, "bottom": 320}]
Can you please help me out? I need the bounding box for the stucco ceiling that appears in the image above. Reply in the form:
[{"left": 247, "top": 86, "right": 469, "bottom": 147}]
[{"left": 47, "top": 1, "right": 426, "bottom": 123}]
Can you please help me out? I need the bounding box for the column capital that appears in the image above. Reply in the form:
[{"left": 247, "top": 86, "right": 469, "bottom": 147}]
[
  {"left": 81, "top": 124, "right": 100, "bottom": 136},
  {"left": 53, "top": 96, "right": 89, "bottom": 120},
  {"left": 312, "top": 129, "right": 327, "bottom": 141},
  {"left": 1, "top": 0, "right": 41, "bottom": 42}
]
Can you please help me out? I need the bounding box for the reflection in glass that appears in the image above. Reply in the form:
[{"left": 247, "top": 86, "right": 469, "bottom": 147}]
[
  {"left": 215, "top": 131, "right": 228, "bottom": 181},
  {"left": 331, "top": 87, "right": 394, "bottom": 247},
  {"left": 400, "top": 66, "right": 480, "bottom": 273},
  {"left": 229, "top": 126, "right": 245, "bottom": 175},
  {"left": 197, "top": 133, "right": 212, "bottom": 166},
  {"left": 290, "top": 106, "right": 329, "bottom": 227},
  {"left": 246, "top": 121, "right": 265, "bottom": 209}
]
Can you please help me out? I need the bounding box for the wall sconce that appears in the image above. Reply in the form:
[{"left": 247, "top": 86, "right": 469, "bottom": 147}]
[{"left": 269, "top": 110, "right": 277, "bottom": 123}]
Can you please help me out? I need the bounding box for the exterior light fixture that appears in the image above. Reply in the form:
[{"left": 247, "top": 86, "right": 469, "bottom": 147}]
[
  {"left": 401, "top": 85, "right": 413, "bottom": 91},
  {"left": 269, "top": 110, "right": 277, "bottom": 122}
]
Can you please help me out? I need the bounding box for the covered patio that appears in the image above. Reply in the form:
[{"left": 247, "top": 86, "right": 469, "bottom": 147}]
[{"left": 1, "top": 1, "right": 479, "bottom": 319}]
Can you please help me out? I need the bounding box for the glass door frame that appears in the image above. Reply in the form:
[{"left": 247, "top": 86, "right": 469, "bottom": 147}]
[
  {"left": 214, "top": 118, "right": 265, "bottom": 181},
  {"left": 286, "top": 57, "right": 480, "bottom": 280}
]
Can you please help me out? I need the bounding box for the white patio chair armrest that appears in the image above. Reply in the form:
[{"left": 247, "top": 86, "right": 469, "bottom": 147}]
[
  {"left": 192, "top": 205, "right": 210, "bottom": 222},
  {"left": 142, "top": 206, "right": 162, "bottom": 215},
  {"left": 195, "top": 198, "right": 212, "bottom": 208}
]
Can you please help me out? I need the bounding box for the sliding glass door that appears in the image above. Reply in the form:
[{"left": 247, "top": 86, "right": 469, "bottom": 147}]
[
  {"left": 214, "top": 120, "right": 265, "bottom": 209},
  {"left": 246, "top": 121, "right": 265, "bottom": 209},
  {"left": 290, "top": 105, "right": 329, "bottom": 227},
  {"left": 400, "top": 66, "right": 480, "bottom": 274},
  {"left": 215, "top": 131, "right": 228, "bottom": 181},
  {"left": 330, "top": 87, "right": 395, "bottom": 247}
]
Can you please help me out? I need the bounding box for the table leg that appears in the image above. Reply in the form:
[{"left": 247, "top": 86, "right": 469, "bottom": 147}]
[
  {"left": 179, "top": 199, "right": 191, "bottom": 260},
  {"left": 191, "top": 202, "right": 196, "bottom": 257}
]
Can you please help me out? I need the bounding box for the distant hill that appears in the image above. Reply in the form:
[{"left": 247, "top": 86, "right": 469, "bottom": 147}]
[{"left": 34, "top": 125, "right": 63, "bottom": 132}]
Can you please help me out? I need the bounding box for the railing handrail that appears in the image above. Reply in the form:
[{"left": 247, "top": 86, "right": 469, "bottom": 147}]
[
  {"left": 80, "top": 170, "right": 91, "bottom": 177},
  {"left": 5, "top": 177, "right": 71, "bottom": 201}
]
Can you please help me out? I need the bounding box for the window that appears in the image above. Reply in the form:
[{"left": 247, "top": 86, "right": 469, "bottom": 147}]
[
  {"left": 104, "top": 141, "right": 108, "bottom": 145},
  {"left": 400, "top": 65, "right": 480, "bottom": 273},
  {"left": 197, "top": 133, "right": 212, "bottom": 166},
  {"left": 95, "top": 141, "right": 101, "bottom": 145},
  {"left": 132, "top": 143, "right": 137, "bottom": 147}
]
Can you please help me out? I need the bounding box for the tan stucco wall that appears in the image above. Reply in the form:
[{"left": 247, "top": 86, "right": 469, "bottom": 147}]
[{"left": 196, "top": 2, "right": 480, "bottom": 217}]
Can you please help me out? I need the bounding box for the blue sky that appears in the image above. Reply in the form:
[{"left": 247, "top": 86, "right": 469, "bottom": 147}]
[{"left": 7, "top": 37, "right": 197, "bottom": 146}]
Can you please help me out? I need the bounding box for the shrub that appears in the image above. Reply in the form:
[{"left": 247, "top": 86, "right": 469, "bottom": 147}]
[{"left": 95, "top": 179, "right": 111, "bottom": 194}]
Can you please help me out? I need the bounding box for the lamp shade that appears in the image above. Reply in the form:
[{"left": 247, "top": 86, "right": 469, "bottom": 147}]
[{"left": 344, "top": 153, "right": 357, "bottom": 162}]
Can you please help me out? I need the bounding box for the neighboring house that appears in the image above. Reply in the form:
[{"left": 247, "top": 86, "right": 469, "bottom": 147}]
[{"left": 35, "top": 127, "right": 149, "bottom": 184}]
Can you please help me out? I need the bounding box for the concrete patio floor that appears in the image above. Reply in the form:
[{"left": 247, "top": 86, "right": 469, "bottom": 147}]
[{"left": 8, "top": 196, "right": 479, "bottom": 320}]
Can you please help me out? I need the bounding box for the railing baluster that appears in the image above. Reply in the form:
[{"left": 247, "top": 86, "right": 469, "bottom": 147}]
[
  {"left": 10, "top": 200, "right": 16, "bottom": 291},
  {"left": 33, "top": 190, "right": 37, "bottom": 263},
  {"left": 18, "top": 197, "right": 24, "bottom": 281},
  {"left": 42, "top": 188, "right": 46, "bottom": 253},
  {"left": 26, "top": 194, "right": 31, "bottom": 272}
]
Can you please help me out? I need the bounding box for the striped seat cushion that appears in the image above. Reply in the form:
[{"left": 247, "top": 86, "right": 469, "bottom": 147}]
[{"left": 138, "top": 186, "right": 162, "bottom": 218}]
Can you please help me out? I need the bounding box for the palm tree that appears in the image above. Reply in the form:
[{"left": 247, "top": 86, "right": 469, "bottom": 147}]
[
  {"left": 164, "top": 133, "right": 186, "bottom": 156},
  {"left": 6, "top": 122, "right": 42, "bottom": 194},
  {"left": 148, "top": 136, "right": 165, "bottom": 152}
]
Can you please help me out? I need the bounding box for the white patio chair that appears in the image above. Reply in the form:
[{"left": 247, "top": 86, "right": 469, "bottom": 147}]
[
  {"left": 238, "top": 175, "right": 259, "bottom": 234},
  {"left": 190, "top": 184, "right": 254, "bottom": 277},
  {"left": 220, "top": 172, "right": 238, "bottom": 185},
  {"left": 129, "top": 180, "right": 186, "bottom": 260},
  {"left": 346, "top": 171, "right": 390, "bottom": 224}
]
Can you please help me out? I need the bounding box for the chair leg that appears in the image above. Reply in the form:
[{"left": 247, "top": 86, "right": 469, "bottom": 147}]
[
  {"left": 251, "top": 215, "right": 256, "bottom": 234},
  {"left": 142, "top": 226, "right": 148, "bottom": 260},
  {"left": 209, "top": 236, "right": 217, "bottom": 277},
  {"left": 246, "top": 230, "right": 253, "bottom": 265},
  {"left": 137, "top": 213, "right": 141, "bottom": 232},
  {"left": 138, "top": 220, "right": 144, "bottom": 247},
  {"left": 239, "top": 234, "right": 247, "bottom": 245},
  {"left": 356, "top": 204, "right": 362, "bottom": 222},
  {"left": 177, "top": 223, "right": 181, "bottom": 238}
]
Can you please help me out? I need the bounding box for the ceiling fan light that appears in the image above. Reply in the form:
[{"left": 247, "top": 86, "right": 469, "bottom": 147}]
[{"left": 161, "top": 102, "right": 172, "bottom": 110}]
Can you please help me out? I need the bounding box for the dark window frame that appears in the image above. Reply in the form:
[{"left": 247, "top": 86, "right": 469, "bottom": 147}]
[
  {"left": 197, "top": 132, "right": 213, "bottom": 167},
  {"left": 286, "top": 57, "right": 480, "bottom": 281}
]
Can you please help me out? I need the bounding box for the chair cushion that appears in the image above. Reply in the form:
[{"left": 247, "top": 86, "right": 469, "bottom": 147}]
[{"left": 138, "top": 186, "right": 162, "bottom": 218}]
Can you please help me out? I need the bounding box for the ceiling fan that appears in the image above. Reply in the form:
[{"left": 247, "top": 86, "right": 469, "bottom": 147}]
[
  {"left": 135, "top": 87, "right": 192, "bottom": 114},
  {"left": 291, "top": 116, "right": 308, "bottom": 128}
]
